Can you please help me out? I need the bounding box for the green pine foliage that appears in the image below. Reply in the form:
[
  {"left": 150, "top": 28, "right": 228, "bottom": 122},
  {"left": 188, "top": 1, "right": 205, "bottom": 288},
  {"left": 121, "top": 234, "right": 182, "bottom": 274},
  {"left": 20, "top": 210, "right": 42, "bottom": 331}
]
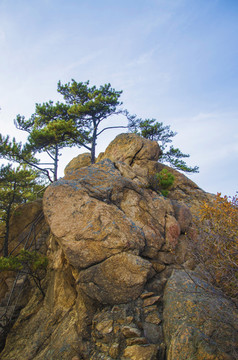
[
  {"left": 1, "top": 79, "right": 198, "bottom": 181},
  {"left": 13, "top": 80, "right": 128, "bottom": 179},
  {"left": 0, "top": 250, "right": 48, "bottom": 272},
  {"left": 14, "top": 101, "right": 80, "bottom": 182},
  {"left": 155, "top": 169, "right": 175, "bottom": 197},
  {"left": 128, "top": 117, "right": 199, "bottom": 173},
  {"left": 57, "top": 80, "right": 128, "bottom": 163},
  {"left": 0, "top": 255, "right": 21, "bottom": 271},
  {"left": 0, "top": 133, "right": 52, "bottom": 182},
  {"left": 148, "top": 169, "right": 175, "bottom": 197},
  {"left": 0, "top": 134, "right": 35, "bottom": 165},
  {"left": 0, "top": 250, "right": 48, "bottom": 296}
]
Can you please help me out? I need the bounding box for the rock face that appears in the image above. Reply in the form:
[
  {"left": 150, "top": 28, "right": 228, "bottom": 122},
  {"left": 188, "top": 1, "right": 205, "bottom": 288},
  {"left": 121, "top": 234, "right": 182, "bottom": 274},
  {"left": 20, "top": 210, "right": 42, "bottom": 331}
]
[
  {"left": 0, "top": 199, "right": 50, "bottom": 351},
  {"left": 0, "top": 133, "right": 237, "bottom": 360},
  {"left": 78, "top": 252, "right": 152, "bottom": 304},
  {"left": 163, "top": 270, "right": 238, "bottom": 360},
  {"left": 0, "top": 199, "right": 45, "bottom": 256},
  {"left": 0, "top": 199, "right": 49, "bottom": 303},
  {"left": 97, "top": 133, "right": 162, "bottom": 165}
]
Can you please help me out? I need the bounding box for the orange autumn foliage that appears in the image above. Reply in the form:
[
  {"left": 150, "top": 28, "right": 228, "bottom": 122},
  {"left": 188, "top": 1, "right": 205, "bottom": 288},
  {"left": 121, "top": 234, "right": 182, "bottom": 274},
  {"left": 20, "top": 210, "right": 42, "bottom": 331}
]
[{"left": 196, "top": 193, "right": 238, "bottom": 299}]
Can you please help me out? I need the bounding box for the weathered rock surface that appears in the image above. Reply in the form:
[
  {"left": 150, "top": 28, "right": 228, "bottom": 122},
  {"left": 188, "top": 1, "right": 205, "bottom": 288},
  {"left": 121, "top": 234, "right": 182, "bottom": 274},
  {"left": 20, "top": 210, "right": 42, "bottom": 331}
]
[
  {"left": 97, "top": 133, "right": 161, "bottom": 165},
  {"left": 64, "top": 152, "right": 91, "bottom": 176},
  {"left": 123, "top": 344, "right": 158, "bottom": 360},
  {"left": 43, "top": 161, "right": 146, "bottom": 270},
  {"left": 78, "top": 252, "right": 152, "bottom": 304},
  {"left": 0, "top": 199, "right": 49, "bottom": 304},
  {"left": 98, "top": 134, "right": 214, "bottom": 216},
  {"left": 163, "top": 270, "right": 238, "bottom": 360},
  {"left": 0, "top": 199, "right": 50, "bottom": 352},
  {"left": 0, "top": 133, "right": 236, "bottom": 360},
  {"left": 0, "top": 199, "right": 45, "bottom": 256}
]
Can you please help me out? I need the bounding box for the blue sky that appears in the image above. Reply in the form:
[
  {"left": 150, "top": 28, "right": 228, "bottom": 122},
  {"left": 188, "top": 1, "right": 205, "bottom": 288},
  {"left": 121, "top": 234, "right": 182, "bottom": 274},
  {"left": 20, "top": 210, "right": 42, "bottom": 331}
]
[{"left": 0, "top": 0, "right": 237, "bottom": 196}]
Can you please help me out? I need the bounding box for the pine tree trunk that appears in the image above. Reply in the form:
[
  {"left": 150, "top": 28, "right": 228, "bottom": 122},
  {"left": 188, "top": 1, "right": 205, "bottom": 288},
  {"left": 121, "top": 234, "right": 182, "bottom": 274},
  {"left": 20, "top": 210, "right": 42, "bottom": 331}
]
[
  {"left": 54, "top": 145, "right": 59, "bottom": 181},
  {"left": 3, "top": 209, "right": 10, "bottom": 257},
  {"left": 91, "top": 124, "right": 97, "bottom": 164}
]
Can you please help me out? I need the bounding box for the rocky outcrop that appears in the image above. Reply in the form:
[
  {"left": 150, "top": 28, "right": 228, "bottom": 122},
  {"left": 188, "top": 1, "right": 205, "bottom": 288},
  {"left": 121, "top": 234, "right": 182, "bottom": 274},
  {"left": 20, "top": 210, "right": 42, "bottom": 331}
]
[
  {"left": 98, "top": 133, "right": 214, "bottom": 216},
  {"left": 97, "top": 133, "right": 162, "bottom": 165},
  {"left": 0, "top": 133, "right": 237, "bottom": 360},
  {"left": 163, "top": 270, "right": 238, "bottom": 360}
]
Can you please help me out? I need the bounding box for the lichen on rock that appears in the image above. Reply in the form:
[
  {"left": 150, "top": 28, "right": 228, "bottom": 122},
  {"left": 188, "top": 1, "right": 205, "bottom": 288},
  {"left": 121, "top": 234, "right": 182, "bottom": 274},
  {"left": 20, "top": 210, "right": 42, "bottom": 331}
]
[{"left": 163, "top": 270, "right": 238, "bottom": 360}]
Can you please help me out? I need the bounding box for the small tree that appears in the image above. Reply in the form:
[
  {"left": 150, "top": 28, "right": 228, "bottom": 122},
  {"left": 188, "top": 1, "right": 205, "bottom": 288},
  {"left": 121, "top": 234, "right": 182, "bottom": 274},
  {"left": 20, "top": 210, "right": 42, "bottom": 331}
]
[
  {"left": 147, "top": 168, "right": 175, "bottom": 197},
  {"left": 15, "top": 101, "right": 81, "bottom": 181},
  {"left": 0, "top": 250, "right": 48, "bottom": 297},
  {"left": 0, "top": 133, "right": 52, "bottom": 182},
  {"left": 0, "top": 164, "right": 45, "bottom": 257},
  {"left": 156, "top": 169, "right": 175, "bottom": 197},
  {"left": 129, "top": 117, "right": 199, "bottom": 173}
]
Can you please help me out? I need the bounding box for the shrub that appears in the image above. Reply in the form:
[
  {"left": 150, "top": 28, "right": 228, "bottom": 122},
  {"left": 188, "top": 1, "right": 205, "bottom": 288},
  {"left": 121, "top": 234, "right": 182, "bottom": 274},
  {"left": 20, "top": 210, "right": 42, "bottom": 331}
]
[
  {"left": 148, "top": 168, "right": 175, "bottom": 197},
  {"left": 193, "top": 193, "right": 238, "bottom": 300},
  {"left": 0, "top": 250, "right": 48, "bottom": 296}
]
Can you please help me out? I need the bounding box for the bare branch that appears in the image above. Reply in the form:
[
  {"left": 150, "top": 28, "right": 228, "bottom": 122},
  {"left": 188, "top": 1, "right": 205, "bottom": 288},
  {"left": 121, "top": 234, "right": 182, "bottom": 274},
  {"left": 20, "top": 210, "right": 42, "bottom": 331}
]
[{"left": 97, "top": 125, "right": 128, "bottom": 137}]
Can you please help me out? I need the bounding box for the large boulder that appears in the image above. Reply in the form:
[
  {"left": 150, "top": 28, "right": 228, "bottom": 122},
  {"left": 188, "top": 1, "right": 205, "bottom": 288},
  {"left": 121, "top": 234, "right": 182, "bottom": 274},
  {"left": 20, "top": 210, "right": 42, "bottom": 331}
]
[
  {"left": 44, "top": 160, "right": 146, "bottom": 271},
  {"left": 43, "top": 159, "right": 175, "bottom": 304},
  {"left": 97, "top": 133, "right": 161, "bottom": 165},
  {"left": 64, "top": 152, "right": 91, "bottom": 176},
  {"left": 97, "top": 133, "right": 214, "bottom": 216},
  {"left": 163, "top": 270, "right": 238, "bottom": 360},
  {"left": 77, "top": 252, "right": 152, "bottom": 304},
  {"left": 123, "top": 344, "right": 158, "bottom": 359}
]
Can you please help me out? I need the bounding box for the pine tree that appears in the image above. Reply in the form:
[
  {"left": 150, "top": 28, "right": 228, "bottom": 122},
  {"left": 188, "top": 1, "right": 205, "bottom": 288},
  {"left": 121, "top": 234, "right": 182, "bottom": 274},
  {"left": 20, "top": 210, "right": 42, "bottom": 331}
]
[
  {"left": 15, "top": 101, "right": 80, "bottom": 181},
  {"left": 128, "top": 117, "right": 199, "bottom": 173},
  {"left": 57, "top": 79, "right": 128, "bottom": 163},
  {"left": 0, "top": 133, "right": 52, "bottom": 182}
]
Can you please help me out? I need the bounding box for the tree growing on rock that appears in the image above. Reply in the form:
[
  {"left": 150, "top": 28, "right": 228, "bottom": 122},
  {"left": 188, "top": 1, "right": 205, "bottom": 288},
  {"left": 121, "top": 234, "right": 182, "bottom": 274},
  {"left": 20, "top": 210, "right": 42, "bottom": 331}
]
[
  {"left": 57, "top": 79, "right": 128, "bottom": 163},
  {"left": 14, "top": 80, "right": 128, "bottom": 172},
  {"left": 14, "top": 101, "right": 82, "bottom": 181},
  {"left": 128, "top": 117, "right": 199, "bottom": 173},
  {"left": 2, "top": 79, "right": 198, "bottom": 180}
]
